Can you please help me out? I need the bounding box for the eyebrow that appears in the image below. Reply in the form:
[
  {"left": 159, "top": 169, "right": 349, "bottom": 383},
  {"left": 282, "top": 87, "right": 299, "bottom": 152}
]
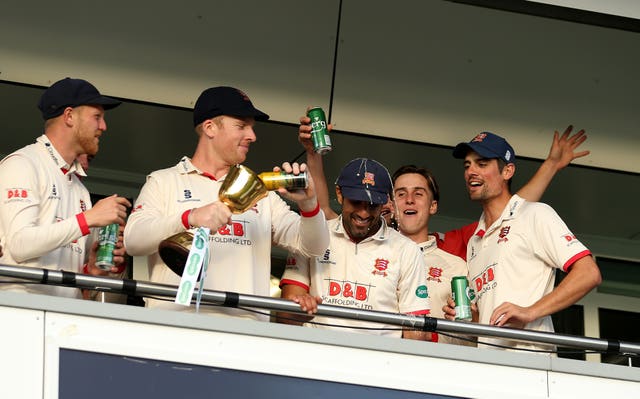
[{"left": 394, "top": 186, "right": 428, "bottom": 193}]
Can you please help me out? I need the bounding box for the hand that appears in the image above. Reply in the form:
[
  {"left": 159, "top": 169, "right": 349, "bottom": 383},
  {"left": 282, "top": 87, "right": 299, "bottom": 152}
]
[
  {"left": 290, "top": 293, "right": 323, "bottom": 315},
  {"left": 442, "top": 296, "right": 456, "bottom": 321},
  {"left": 490, "top": 302, "right": 533, "bottom": 328},
  {"left": 547, "top": 125, "right": 590, "bottom": 171},
  {"left": 190, "top": 202, "right": 233, "bottom": 231},
  {"left": 85, "top": 194, "right": 132, "bottom": 228},
  {"left": 274, "top": 162, "right": 318, "bottom": 212},
  {"left": 86, "top": 225, "right": 127, "bottom": 275},
  {"left": 298, "top": 111, "right": 333, "bottom": 153},
  {"left": 111, "top": 224, "right": 128, "bottom": 273},
  {"left": 298, "top": 115, "right": 315, "bottom": 153}
]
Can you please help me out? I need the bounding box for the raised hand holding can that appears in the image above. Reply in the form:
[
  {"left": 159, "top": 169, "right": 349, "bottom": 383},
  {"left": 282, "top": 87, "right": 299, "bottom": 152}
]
[{"left": 307, "top": 107, "right": 332, "bottom": 155}]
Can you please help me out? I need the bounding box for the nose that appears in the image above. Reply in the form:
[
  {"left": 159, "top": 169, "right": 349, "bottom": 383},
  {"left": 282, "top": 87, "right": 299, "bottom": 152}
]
[
  {"left": 99, "top": 118, "right": 107, "bottom": 131},
  {"left": 405, "top": 192, "right": 416, "bottom": 204},
  {"left": 465, "top": 163, "right": 479, "bottom": 179},
  {"left": 247, "top": 126, "right": 257, "bottom": 142}
]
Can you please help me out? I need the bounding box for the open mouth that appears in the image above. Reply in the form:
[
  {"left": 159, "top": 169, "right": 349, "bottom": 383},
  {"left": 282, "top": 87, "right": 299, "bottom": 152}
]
[{"left": 352, "top": 216, "right": 372, "bottom": 227}]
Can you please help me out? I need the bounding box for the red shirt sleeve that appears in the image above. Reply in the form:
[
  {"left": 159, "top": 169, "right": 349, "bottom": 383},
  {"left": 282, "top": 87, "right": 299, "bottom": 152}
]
[{"left": 435, "top": 221, "right": 478, "bottom": 261}]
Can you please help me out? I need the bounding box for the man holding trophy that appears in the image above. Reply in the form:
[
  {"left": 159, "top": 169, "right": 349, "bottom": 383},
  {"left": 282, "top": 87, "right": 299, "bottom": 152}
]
[{"left": 124, "top": 86, "right": 329, "bottom": 320}]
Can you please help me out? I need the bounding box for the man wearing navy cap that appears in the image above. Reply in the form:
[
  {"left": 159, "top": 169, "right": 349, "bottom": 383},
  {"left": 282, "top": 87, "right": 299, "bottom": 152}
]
[
  {"left": 279, "top": 158, "right": 432, "bottom": 341},
  {"left": 124, "top": 86, "right": 329, "bottom": 320},
  {"left": 444, "top": 131, "right": 601, "bottom": 353},
  {"left": 0, "top": 77, "right": 131, "bottom": 299}
]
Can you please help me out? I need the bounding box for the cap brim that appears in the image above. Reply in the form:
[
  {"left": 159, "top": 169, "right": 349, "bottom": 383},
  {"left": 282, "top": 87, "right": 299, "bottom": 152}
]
[
  {"left": 340, "top": 186, "right": 388, "bottom": 205},
  {"left": 240, "top": 108, "right": 269, "bottom": 121},
  {"left": 453, "top": 142, "right": 502, "bottom": 160},
  {"left": 452, "top": 143, "right": 472, "bottom": 159},
  {"left": 86, "top": 95, "right": 121, "bottom": 110}
]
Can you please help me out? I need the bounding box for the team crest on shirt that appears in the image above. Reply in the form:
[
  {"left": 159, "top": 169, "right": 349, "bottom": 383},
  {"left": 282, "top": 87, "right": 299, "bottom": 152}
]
[
  {"left": 362, "top": 172, "right": 376, "bottom": 186},
  {"left": 427, "top": 266, "right": 443, "bottom": 283},
  {"left": 497, "top": 226, "right": 510, "bottom": 244},
  {"left": 371, "top": 258, "right": 389, "bottom": 276}
]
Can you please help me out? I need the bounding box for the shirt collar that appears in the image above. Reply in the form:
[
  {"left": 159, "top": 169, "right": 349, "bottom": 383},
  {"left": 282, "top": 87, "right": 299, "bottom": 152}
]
[
  {"left": 176, "top": 156, "right": 220, "bottom": 181},
  {"left": 37, "top": 135, "right": 74, "bottom": 172},
  {"left": 417, "top": 236, "right": 437, "bottom": 253},
  {"left": 477, "top": 194, "right": 523, "bottom": 234}
]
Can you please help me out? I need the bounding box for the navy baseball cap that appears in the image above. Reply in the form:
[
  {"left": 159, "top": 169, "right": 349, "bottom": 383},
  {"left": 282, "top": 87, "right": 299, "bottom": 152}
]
[
  {"left": 453, "top": 132, "right": 516, "bottom": 164},
  {"left": 38, "top": 77, "right": 121, "bottom": 120},
  {"left": 336, "top": 158, "right": 392, "bottom": 205},
  {"left": 193, "top": 86, "right": 269, "bottom": 126}
]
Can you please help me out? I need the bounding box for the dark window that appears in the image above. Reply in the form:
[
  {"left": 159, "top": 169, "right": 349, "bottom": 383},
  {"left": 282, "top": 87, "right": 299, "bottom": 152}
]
[{"left": 599, "top": 308, "right": 640, "bottom": 367}]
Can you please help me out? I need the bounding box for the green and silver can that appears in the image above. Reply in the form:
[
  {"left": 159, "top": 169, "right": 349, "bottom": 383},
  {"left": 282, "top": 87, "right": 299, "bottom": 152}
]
[
  {"left": 95, "top": 223, "right": 119, "bottom": 271},
  {"left": 451, "top": 276, "right": 473, "bottom": 321},
  {"left": 307, "top": 107, "right": 332, "bottom": 155}
]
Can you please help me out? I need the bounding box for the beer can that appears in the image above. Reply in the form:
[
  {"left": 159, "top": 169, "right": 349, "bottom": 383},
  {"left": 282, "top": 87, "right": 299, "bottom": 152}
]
[
  {"left": 95, "top": 223, "right": 119, "bottom": 270},
  {"left": 258, "top": 171, "right": 308, "bottom": 191},
  {"left": 307, "top": 107, "right": 332, "bottom": 155},
  {"left": 451, "top": 276, "right": 473, "bottom": 321}
]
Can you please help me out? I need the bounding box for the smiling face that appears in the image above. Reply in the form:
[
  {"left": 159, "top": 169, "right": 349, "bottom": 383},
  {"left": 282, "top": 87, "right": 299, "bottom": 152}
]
[
  {"left": 463, "top": 151, "right": 514, "bottom": 203},
  {"left": 337, "top": 186, "right": 383, "bottom": 243},
  {"left": 394, "top": 173, "right": 438, "bottom": 243}
]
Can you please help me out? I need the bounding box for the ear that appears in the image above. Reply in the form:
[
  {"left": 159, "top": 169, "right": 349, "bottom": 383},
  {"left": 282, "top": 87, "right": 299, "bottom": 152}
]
[
  {"left": 61, "top": 107, "right": 75, "bottom": 127},
  {"left": 429, "top": 200, "right": 438, "bottom": 216},
  {"left": 201, "top": 119, "right": 218, "bottom": 139},
  {"left": 335, "top": 186, "right": 343, "bottom": 205},
  {"left": 502, "top": 163, "right": 516, "bottom": 180}
]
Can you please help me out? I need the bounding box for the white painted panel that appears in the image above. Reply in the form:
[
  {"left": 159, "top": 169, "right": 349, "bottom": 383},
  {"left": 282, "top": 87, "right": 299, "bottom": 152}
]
[
  {"left": 548, "top": 370, "right": 640, "bottom": 398},
  {"left": 44, "top": 312, "right": 549, "bottom": 398},
  {"left": 0, "top": 0, "right": 339, "bottom": 124},
  {"left": 332, "top": 0, "right": 640, "bottom": 172},
  {"left": 0, "top": 306, "right": 44, "bottom": 399}
]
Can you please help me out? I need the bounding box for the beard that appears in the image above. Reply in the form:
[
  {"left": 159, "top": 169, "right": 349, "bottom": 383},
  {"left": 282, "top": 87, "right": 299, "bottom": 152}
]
[{"left": 77, "top": 130, "right": 99, "bottom": 156}]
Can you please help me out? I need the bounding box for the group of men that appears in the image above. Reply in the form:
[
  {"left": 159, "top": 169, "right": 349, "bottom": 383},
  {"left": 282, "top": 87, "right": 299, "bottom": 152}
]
[{"left": 0, "top": 77, "right": 601, "bottom": 354}]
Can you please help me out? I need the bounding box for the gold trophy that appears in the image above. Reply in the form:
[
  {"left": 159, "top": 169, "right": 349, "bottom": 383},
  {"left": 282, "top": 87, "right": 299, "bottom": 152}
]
[{"left": 158, "top": 164, "right": 307, "bottom": 277}]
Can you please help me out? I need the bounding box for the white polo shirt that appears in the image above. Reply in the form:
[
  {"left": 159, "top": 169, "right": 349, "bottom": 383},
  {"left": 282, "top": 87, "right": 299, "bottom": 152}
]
[
  {"left": 281, "top": 217, "right": 430, "bottom": 337},
  {"left": 467, "top": 194, "right": 591, "bottom": 353},
  {"left": 0, "top": 135, "right": 93, "bottom": 299},
  {"left": 124, "top": 157, "right": 328, "bottom": 321},
  {"left": 419, "top": 237, "right": 474, "bottom": 346}
]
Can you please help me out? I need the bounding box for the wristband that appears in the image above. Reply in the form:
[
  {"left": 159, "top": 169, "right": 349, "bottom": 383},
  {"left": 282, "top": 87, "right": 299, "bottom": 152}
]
[
  {"left": 300, "top": 201, "right": 320, "bottom": 218},
  {"left": 76, "top": 213, "right": 90, "bottom": 235},
  {"left": 181, "top": 209, "right": 193, "bottom": 229},
  {"left": 82, "top": 263, "right": 89, "bottom": 275}
]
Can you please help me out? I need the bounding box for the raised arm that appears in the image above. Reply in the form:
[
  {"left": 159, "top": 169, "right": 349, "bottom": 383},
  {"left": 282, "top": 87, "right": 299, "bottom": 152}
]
[
  {"left": 517, "top": 125, "right": 590, "bottom": 201},
  {"left": 298, "top": 114, "right": 338, "bottom": 220}
]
